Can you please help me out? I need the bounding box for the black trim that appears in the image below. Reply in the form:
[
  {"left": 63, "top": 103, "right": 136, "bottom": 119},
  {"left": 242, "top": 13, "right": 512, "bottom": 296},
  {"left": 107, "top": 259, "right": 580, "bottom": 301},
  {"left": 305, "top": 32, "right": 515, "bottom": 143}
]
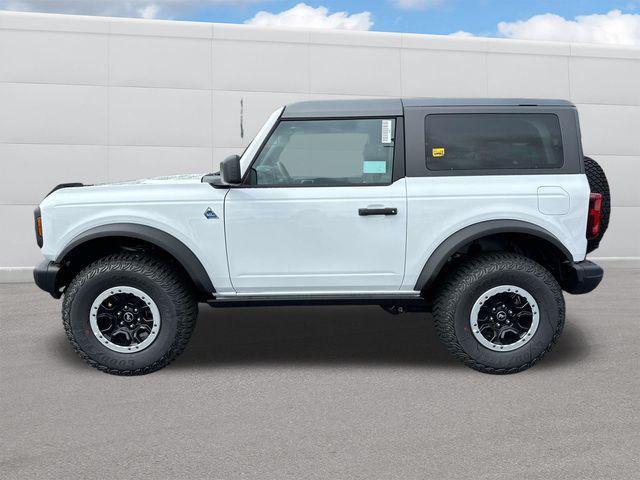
[
  {"left": 208, "top": 293, "right": 425, "bottom": 308},
  {"left": 402, "top": 98, "right": 575, "bottom": 108},
  {"left": 56, "top": 224, "right": 215, "bottom": 295},
  {"left": 240, "top": 109, "right": 284, "bottom": 185},
  {"left": 280, "top": 98, "right": 574, "bottom": 119},
  {"left": 33, "top": 260, "right": 62, "bottom": 298},
  {"left": 414, "top": 220, "right": 573, "bottom": 291},
  {"left": 47, "top": 183, "right": 85, "bottom": 198},
  {"left": 561, "top": 260, "right": 603, "bottom": 294},
  {"left": 392, "top": 116, "right": 405, "bottom": 183},
  {"left": 220, "top": 154, "right": 242, "bottom": 185}
]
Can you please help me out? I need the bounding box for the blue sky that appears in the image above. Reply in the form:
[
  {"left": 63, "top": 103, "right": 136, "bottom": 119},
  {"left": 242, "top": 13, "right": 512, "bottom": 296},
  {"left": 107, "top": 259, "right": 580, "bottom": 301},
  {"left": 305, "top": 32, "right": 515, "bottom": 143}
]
[
  {"left": 1, "top": 1, "right": 639, "bottom": 44},
  {"left": 190, "top": 1, "right": 637, "bottom": 36}
]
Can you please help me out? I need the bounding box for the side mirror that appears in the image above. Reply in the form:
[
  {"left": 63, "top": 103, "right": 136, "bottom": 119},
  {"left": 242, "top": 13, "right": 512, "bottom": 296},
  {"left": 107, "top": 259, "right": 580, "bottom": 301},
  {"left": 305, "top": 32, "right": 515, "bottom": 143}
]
[{"left": 220, "top": 154, "right": 242, "bottom": 185}]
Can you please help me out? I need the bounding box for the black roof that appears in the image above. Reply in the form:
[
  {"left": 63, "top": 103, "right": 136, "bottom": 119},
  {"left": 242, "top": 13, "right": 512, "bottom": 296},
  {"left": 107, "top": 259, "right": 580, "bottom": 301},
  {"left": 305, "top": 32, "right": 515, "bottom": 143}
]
[
  {"left": 283, "top": 99, "right": 403, "bottom": 118},
  {"left": 282, "top": 98, "right": 575, "bottom": 118}
]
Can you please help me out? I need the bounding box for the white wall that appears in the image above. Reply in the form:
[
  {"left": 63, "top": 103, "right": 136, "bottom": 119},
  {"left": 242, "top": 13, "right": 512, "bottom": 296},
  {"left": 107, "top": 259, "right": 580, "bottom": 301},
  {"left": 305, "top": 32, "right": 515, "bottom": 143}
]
[{"left": 1, "top": 11, "right": 639, "bottom": 277}]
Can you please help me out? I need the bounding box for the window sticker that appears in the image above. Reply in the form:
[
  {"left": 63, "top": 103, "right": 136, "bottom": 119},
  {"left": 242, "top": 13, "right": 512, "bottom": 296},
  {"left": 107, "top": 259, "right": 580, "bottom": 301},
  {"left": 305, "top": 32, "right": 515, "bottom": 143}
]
[
  {"left": 363, "top": 160, "right": 387, "bottom": 174},
  {"left": 381, "top": 119, "right": 393, "bottom": 144},
  {"left": 432, "top": 147, "right": 445, "bottom": 157}
]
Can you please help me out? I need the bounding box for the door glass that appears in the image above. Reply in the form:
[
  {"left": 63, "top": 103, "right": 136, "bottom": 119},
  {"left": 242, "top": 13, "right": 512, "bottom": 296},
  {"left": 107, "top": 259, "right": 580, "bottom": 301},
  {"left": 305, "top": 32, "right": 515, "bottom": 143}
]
[{"left": 247, "top": 118, "right": 396, "bottom": 186}]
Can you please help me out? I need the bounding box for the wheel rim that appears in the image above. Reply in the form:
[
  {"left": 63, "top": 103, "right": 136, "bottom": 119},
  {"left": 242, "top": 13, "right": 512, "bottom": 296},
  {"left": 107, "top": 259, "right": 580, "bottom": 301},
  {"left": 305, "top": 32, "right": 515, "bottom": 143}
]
[
  {"left": 89, "top": 286, "right": 161, "bottom": 353},
  {"left": 469, "top": 285, "right": 539, "bottom": 352}
]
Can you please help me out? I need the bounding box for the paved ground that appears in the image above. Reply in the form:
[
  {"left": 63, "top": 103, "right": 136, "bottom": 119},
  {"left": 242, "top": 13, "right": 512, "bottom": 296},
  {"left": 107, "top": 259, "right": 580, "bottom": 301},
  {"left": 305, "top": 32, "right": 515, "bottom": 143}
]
[{"left": 1, "top": 263, "right": 638, "bottom": 479}]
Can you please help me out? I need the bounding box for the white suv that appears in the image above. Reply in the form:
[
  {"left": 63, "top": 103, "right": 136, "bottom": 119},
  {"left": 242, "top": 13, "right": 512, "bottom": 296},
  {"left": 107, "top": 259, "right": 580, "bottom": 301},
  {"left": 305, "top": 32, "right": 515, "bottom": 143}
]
[{"left": 33, "top": 98, "right": 609, "bottom": 375}]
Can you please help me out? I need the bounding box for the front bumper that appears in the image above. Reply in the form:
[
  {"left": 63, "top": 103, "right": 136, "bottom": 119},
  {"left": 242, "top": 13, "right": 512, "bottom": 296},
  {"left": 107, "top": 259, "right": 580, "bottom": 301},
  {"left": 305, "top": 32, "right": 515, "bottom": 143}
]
[
  {"left": 562, "top": 260, "right": 603, "bottom": 295},
  {"left": 33, "top": 260, "right": 63, "bottom": 298}
]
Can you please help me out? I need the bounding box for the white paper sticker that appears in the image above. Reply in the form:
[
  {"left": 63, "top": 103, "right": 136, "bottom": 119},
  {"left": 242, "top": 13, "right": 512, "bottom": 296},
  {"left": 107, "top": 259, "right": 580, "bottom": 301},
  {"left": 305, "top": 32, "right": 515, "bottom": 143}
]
[{"left": 381, "top": 119, "right": 393, "bottom": 144}]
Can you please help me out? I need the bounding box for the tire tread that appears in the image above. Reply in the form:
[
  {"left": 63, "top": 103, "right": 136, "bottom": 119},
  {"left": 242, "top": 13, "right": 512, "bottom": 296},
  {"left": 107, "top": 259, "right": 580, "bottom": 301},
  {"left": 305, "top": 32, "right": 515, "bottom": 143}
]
[
  {"left": 433, "top": 253, "right": 565, "bottom": 374},
  {"left": 62, "top": 253, "right": 197, "bottom": 375}
]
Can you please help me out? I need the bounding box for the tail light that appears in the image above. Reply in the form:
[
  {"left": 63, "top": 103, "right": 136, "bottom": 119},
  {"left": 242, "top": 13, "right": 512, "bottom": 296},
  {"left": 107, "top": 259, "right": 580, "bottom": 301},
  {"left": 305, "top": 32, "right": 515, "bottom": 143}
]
[{"left": 587, "top": 192, "right": 603, "bottom": 239}]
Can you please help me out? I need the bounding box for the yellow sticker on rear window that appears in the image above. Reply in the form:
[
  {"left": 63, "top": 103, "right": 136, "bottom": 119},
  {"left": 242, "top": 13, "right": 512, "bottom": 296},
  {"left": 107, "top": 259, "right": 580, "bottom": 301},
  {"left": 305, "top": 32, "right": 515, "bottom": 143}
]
[{"left": 432, "top": 147, "right": 445, "bottom": 157}]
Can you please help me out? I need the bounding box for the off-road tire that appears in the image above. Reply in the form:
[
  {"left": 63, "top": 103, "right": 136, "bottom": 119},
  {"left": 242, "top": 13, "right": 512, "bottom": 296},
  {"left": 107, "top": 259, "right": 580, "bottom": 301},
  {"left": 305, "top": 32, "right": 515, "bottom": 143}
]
[
  {"left": 584, "top": 156, "right": 611, "bottom": 252},
  {"left": 433, "top": 253, "right": 565, "bottom": 374},
  {"left": 62, "top": 253, "right": 198, "bottom": 375}
]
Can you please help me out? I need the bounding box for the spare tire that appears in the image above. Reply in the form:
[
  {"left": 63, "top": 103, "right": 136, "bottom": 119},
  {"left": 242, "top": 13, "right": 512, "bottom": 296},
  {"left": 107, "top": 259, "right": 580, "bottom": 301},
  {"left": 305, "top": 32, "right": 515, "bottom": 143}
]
[{"left": 584, "top": 156, "right": 611, "bottom": 252}]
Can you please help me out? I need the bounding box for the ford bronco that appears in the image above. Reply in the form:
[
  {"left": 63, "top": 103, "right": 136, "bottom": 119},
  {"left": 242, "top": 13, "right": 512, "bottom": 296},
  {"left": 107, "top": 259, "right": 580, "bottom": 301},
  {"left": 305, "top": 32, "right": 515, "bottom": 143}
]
[{"left": 33, "top": 98, "right": 610, "bottom": 375}]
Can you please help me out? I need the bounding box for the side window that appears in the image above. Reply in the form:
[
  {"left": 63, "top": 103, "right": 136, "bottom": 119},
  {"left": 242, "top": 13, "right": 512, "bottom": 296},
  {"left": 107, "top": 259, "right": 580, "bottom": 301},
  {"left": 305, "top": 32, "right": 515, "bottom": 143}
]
[
  {"left": 247, "top": 118, "right": 396, "bottom": 186},
  {"left": 425, "top": 113, "right": 564, "bottom": 171}
]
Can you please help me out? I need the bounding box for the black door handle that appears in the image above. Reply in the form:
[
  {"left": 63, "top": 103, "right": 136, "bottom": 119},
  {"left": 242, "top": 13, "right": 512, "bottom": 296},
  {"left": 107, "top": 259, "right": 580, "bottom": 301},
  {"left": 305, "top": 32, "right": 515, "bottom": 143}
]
[{"left": 358, "top": 207, "right": 398, "bottom": 216}]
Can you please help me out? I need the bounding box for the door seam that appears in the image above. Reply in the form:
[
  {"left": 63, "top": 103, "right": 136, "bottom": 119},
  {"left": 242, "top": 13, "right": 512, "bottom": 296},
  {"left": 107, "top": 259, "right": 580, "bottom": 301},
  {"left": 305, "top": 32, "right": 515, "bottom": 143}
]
[{"left": 222, "top": 189, "right": 237, "bottom": 292}]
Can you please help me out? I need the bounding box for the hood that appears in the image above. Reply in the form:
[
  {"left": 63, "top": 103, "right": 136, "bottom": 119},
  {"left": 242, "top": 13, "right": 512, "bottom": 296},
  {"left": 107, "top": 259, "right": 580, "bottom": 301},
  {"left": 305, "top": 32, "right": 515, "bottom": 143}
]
[
  {"left": 41, "top": 173, "right": 211, "bottom": 209},
  {"left": 93, "top": 173, "right": 206, "bottom": 187},
  {"left": 45, "top": 174, "right": 206, "bottom": 197}
]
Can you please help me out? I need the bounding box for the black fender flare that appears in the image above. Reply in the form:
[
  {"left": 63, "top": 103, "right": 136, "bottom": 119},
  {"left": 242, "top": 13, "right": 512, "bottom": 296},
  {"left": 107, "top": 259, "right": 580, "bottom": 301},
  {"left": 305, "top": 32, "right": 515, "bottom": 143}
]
[
  {"left": 414, "top": 219, "right": 573, "bottom": 291},
  {"left": 57, "top": 223, "right": 215, "bottom": 295}
]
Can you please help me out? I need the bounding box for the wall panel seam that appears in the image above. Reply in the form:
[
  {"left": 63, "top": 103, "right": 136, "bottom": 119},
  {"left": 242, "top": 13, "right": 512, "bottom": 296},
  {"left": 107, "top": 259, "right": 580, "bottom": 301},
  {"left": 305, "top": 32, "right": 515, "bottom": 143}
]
[
  {"left": 106, "top": 20, "right": 111, "bottom": 181},
  {"left": 0, "top": 80, "right": 211, "bottom": 92},
  {"left": 210, "top": 24, "right": 215, "bottom": 172},
  {"left": 4, "top": 141, "right": 637, "bottom": 154},
  {"left": 0, "top": 142, "right": 220, "bottom": 148}
]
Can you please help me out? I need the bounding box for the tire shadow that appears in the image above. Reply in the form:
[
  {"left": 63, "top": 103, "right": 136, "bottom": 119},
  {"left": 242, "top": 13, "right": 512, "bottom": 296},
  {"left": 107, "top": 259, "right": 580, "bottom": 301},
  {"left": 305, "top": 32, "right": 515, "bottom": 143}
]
[
  {"left": 49, "top": 306, "right": 591, "bottom": 371},
  {"left": 175, "top": 305, "right": 454, "bottom": 369},
  {"left": 534, "top": 315, "right": 592, "bottom": 369}
]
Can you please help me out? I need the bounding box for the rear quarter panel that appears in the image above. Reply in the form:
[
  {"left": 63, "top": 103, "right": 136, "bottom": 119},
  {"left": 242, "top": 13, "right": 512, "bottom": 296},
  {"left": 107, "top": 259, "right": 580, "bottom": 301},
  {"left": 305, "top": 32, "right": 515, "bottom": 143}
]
[{"left": 401, "top": 174, "right": 590, "bottom": 290}]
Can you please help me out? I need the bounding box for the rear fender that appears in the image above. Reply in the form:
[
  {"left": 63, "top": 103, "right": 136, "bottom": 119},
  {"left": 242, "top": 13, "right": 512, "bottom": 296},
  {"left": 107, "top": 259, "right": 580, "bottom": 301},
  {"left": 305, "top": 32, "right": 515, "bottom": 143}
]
[{"left": 413, "top": 219, "right": 573, "bottom": 291}]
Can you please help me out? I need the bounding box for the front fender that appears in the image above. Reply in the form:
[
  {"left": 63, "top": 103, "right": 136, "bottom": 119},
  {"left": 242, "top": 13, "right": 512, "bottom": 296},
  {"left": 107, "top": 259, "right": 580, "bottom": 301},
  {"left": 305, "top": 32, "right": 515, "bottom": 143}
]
[{"left": 57, "top": 223, "right": 215, "bottom": 295}]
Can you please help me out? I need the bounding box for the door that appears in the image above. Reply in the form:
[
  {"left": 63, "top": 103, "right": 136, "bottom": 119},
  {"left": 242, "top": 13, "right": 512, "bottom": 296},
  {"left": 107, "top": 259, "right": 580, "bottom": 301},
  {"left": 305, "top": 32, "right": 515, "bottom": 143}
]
[{"left": 224, "top": 117, "right": 407, "bottom": 294}]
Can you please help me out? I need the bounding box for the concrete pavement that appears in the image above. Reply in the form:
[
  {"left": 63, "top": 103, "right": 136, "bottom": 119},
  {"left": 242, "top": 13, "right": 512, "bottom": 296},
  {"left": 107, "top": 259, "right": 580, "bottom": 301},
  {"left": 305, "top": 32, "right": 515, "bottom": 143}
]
[{"left": 1, "top": 262, "right": 638, "bottom": 479}]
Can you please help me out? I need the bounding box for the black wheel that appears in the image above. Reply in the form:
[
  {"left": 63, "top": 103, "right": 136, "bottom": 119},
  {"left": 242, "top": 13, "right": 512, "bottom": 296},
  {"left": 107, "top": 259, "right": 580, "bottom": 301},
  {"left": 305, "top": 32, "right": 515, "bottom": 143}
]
[
  {"left": 62, "top": 253, "right": 198, "bottom": 375},
  {"left": 584, "top": 156, "right": 611, "bottom": 252},
  {"left": 433, "top": 253, "right": 565, "bottom": 374}
]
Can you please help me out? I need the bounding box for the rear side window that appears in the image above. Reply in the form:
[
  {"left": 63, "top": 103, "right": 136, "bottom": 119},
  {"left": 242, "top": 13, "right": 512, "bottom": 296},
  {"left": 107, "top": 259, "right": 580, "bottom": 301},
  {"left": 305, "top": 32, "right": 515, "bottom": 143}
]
[{"left": 425, "top": 113, "right": 564, "bottom": 171}]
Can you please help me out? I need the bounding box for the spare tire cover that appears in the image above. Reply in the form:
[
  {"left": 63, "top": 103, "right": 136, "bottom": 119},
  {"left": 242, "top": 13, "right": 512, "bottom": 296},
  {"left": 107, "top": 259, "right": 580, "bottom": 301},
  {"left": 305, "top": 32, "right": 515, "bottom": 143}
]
[{"left": 584, "top": 156, "right": 611, "bottom": 252}]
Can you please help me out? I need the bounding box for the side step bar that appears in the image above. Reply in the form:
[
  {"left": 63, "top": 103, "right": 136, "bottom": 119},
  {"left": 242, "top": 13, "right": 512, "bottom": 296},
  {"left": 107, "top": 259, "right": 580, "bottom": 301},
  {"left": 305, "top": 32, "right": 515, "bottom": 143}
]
[{"left": 207, "top": 293, "right": 427, "bottom": 309}]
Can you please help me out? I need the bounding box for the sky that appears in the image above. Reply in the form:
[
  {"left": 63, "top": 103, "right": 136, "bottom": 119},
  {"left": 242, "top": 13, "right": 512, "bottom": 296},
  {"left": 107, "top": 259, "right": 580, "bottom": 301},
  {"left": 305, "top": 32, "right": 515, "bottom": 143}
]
[{"left": 1, "top": 1, "right": 639, "bottom": 45}]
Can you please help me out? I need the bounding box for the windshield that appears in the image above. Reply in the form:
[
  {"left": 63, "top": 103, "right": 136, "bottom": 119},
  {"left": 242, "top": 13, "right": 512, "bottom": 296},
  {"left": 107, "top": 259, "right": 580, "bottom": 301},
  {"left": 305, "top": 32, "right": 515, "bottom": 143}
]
[{"left": 239, "top": 107, "right": 284, "bottom": 176}]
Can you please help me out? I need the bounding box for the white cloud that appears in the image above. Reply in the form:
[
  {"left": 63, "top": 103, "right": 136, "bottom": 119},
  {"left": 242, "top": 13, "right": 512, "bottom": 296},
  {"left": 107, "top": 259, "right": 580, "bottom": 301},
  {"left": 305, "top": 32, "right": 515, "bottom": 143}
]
[
  {"left": 391, "top": 0, "right": 444, "bottom": 10},
  {"left": 449, "top": 30, "right": 473, "bottom": 37},
  {"left": 139, "top": 4, "right": 160, "bottom": 19},
  {"left": 497, "top": 9, "right": 640, "bottom": 46},
  {"left": 246, "top": 3, "right": 372, "bottom": 30},
  {"left": 0, "top": 1, "right": 264, "bottom": 20}
]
